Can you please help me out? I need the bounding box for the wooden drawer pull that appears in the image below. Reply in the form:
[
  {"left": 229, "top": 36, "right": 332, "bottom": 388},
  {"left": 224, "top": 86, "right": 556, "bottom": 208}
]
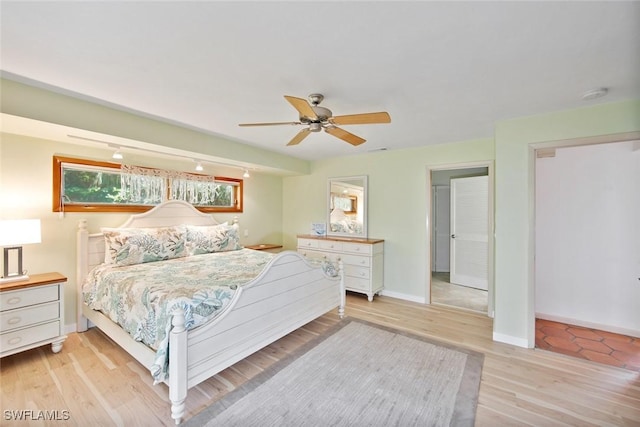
[
  {"left": 8, "top": 337, "right": 22, "bottom": 345},
  {"left": 7, "top": 317, "right": 22, "bottom": 325},
  {"left": 7, "top": 297, "right": 21, "bottom": 305}
]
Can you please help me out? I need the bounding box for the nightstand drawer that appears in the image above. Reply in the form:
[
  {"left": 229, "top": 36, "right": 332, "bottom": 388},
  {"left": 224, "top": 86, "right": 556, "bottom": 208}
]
[
  {"left": 1, "top": 321, "right": 60, "bottom": 353},
  {"left": 1, "top": 301, "right": 59, "bottom": 331},
  {"left": 0, "top": 285, "right": 59, "bottom": 311}
]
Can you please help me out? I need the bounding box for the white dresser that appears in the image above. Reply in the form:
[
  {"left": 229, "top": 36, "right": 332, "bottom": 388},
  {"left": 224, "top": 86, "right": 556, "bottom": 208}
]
[
  {"left": 297, "top": 235, "right": 384, "bottom": 301},
  {"left": 1, "top": 272, "right": 67, "bottom": 358}
]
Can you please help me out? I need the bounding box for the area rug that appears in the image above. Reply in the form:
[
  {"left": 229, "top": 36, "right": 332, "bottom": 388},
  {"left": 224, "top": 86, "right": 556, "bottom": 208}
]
[{"left": 184, "top": 318, "right": 484, "bottom": 427}]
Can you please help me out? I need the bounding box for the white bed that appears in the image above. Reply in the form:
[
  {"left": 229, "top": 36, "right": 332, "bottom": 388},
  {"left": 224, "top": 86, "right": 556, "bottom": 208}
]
[{"left": 76, "top": 200, "right": 344, "bottom": 424}]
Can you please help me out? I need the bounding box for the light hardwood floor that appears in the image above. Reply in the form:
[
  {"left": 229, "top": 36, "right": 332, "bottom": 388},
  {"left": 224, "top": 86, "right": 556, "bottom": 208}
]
[{"left": 1, "top": 293, "right": 639, "bottom": 426}]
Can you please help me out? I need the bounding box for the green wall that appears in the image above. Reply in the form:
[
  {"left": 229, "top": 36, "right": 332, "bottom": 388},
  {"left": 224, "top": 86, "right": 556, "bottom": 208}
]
[
  {"left": 283, "top": 138, "right": 495, "bottom": 300},
  {"left": 1, "top": 78, "right": 309, "bottom": 175},
  {"left": 0, "top": 134, "right": 284, "bottom": 329}
]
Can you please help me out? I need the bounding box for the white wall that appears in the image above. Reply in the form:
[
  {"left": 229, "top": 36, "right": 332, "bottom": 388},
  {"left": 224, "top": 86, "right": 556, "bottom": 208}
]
[
  {"left": 0, "top": 133, "right": 284, "bottom": 330},
  {"left": 535, "top": 141, "right": 640, "bottom": 336}
]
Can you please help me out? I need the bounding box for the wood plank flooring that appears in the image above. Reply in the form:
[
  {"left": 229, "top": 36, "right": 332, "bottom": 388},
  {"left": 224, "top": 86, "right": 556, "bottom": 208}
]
[{"left": 1, "top": 293, "right": 639, "bottom": 426}]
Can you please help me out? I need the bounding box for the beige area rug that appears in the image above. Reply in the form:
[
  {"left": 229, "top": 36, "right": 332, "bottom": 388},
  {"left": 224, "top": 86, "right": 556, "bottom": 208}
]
[{"left": 184, "top": 318, "right": 484, "bottom": 427}]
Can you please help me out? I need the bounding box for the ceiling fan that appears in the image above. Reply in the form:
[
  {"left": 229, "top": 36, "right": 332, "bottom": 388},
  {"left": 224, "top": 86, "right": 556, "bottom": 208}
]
[{"left": 238, "top": 94, "right": 391, "bottom": 146}]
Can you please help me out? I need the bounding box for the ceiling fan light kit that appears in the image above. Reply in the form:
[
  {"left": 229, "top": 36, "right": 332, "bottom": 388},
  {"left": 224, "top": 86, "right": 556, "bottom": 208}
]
[{"left": 239, "top": 93, "right": 391, "bottom": 147}]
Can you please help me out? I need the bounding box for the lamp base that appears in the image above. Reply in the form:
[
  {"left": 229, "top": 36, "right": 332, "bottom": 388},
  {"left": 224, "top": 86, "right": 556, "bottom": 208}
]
[{"left": 0, "top": 274, "right": 30, "bottom": 284}]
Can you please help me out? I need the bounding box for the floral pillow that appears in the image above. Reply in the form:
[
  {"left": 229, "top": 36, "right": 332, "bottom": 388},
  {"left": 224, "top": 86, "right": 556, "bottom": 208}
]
[
  {"left": 102, "top": 226, "right": 187, "bottom": 266},
  {"left": 185, "top": 224, "right": 242, "bottom": 255}
]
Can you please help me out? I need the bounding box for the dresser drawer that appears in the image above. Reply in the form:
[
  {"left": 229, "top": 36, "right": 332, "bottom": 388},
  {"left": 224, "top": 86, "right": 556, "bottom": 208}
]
[
  {"left": 344, "top": 265, "right": 370, "bottom": 280},
  {"left": 345, "top": 276, "right": 371, "bottom": 292},
  {"left": 297, "top": 238, "right": 319, "bottom": 249},
  {"left": 299, "top": 249, "right": 323, "bottom": 260},
  {"left": 1, "top": 301, "right": 59, "bottom": 332},
  {"left": 341, "top": 254, "right": 370, "bottom": 268},
  {"left": 0, "top": 285, "right": 59, "bottom": 311},
  {"left": 342, "top": 242, "right": 373, "bottom": 255},
  {"left": 1, "top": 321, "right": 60, "bottom": 353},
  {"left": 318, "top": 240, "right": 343, "bottom": 251}
]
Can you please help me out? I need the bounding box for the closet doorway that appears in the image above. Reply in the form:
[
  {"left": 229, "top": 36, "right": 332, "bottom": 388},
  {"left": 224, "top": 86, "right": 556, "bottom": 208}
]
[{"left": 428, "top": 163, "right": 493, "bottom": 315}]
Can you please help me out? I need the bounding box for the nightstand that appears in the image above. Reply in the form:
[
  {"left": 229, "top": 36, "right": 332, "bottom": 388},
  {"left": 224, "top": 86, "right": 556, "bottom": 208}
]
[
  {"left": 245, "top": 244, "right": 284, "bottom": 253},
  {"left": 1, "top": 272, "right": 67, "bottom": 357}
]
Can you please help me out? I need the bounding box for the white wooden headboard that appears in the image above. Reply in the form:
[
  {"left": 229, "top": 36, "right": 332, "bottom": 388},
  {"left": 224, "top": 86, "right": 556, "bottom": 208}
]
[{"left": 76, "top": 201, "right": 237, "bottom": 327}]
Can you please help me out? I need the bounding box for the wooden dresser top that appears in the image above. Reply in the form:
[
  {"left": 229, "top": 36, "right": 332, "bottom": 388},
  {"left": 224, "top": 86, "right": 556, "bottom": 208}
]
[{"left": 297, "top": 234, "right": 384, "bottom": 244}]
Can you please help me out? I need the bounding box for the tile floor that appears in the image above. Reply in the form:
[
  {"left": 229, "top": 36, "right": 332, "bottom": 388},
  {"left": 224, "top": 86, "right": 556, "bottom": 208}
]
[
  {"left": 535, "top": 318, "right": 640, "bottom": 371},
  {"left": 431, "top": 272, "right": 488, "bottom": 313}
]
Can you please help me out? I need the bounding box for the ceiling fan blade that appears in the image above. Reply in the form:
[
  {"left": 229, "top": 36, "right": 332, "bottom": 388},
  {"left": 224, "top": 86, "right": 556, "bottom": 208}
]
[
  {"left": 239, "top": 121, "right": 300, "bottom": 127},
  {"left": 287, "top": 128, "right": 311, "bottom": 146},
  {"left": 331, "top": 112, "right": 391, "bottom": 125},
  {"left": 284, "top": 95, "right": 318, "bottom": 120},
  {"left": 325, "top": 126, "right": 366, "bottom": 146}
]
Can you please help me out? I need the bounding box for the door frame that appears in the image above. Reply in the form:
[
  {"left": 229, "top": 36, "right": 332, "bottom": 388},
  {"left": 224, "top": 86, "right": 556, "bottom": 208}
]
[{"left": 426, "top": 160, "right": 495, "bottom": 317}]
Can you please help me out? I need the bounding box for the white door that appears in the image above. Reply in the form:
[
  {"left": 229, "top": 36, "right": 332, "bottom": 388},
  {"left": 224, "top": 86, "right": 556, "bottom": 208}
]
[
  {"left": 450, "top": 176, "right": 489, "bottom": 290},
  {"left": 432, "top": 185, "right": 451, "bottom": 272}
]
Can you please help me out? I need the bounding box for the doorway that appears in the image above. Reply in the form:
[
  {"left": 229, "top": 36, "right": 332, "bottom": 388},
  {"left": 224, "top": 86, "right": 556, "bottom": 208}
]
[
  {"left": 428, "top": 163, "right": 493, "bottom": 315},
  {"left": 533, "top": 139, "right": 640, "bottom": 366}
]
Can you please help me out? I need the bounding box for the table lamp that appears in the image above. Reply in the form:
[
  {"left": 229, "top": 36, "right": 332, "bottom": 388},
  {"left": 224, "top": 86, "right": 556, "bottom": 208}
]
[{"left": 0, "top": 219, "right": 42, "bottom": 284}]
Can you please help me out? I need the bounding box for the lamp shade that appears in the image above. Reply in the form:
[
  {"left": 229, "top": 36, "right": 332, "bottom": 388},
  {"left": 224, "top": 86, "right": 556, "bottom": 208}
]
[{"left": 0, "top": 219, "right": 42, "bottom": 247}]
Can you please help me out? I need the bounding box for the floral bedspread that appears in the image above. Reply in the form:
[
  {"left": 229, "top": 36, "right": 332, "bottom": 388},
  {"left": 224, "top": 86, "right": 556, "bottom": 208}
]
[{"left": 82, "top": 248, "right": 274, "bottom": 383}]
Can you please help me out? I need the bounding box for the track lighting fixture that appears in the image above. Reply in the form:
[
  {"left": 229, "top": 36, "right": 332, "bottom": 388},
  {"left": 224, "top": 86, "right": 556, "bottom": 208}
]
[
  {"left": 243, "top": 169, "right": 250, "bottom": 178},
  {"left": 195, "top": 162, "right": 203, "bottom": 172},
  {"left": 112, "top": 150, "right": 123, "bottom": 160}
]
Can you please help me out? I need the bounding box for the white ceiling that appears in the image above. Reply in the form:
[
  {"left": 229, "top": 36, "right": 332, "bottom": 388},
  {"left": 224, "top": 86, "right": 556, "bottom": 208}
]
[{"left": 1, "top": 1, "right": 639, "bottom": 161}]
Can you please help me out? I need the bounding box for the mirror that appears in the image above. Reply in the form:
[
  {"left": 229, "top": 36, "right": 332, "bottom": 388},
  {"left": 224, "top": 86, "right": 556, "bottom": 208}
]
[{"left": 327, "top": 175, "right": 367, "bottom": 238}]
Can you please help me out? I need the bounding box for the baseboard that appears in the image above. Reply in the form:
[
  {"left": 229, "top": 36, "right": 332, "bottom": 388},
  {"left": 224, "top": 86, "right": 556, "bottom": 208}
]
[
  {"left": 493, "top": 331, "right": 529, "bottom": 348},
  {"left": 378, "top": 290, "right": 426, "bottom": 304},
  {"left": 536, "top": 312, "right": 640, "bottom": 338},
  {"left": 64, "top": 323, "right": 77, "bottom": 335}
]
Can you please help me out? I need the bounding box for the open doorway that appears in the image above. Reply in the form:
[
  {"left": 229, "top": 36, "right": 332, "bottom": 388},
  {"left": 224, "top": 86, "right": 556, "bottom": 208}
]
[
  {"left": 533, "top": 138, "right": 640, "bottom": 369},
  {"left": 428, "top": 163, "right": 494, "bottom": 315}
]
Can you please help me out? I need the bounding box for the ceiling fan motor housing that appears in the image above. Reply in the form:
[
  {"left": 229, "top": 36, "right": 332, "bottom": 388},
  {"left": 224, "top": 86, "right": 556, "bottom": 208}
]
[{"left": 300, "top": 105, "right": 333, "bottom": 124}]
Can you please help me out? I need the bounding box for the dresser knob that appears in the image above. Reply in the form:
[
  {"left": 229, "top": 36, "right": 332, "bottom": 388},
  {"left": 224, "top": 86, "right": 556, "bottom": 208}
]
[
  {"left": 7, "top": 297, "right": 21, "bottom": 305},
  {"left": 7, "top": 317, "right": 21, "bottom": 325},
  {"left": 8, "top": 337, "right": 22, "bottom": 345}
]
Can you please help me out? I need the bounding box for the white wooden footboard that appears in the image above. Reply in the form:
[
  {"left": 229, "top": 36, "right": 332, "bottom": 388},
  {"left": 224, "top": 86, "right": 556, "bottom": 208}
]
[
  {"left": 169, "top": 252, "right": 343, "bottom": 423},
  {"left": 75, "top": 201, "right": 345, "bottom": 425}
]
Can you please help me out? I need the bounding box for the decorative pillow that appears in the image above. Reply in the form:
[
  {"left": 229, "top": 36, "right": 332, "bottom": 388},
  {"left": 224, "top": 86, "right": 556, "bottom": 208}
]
[
  {"left": 185, "top": 224, "right": 242, "bottom": 255},
  {"left": 102, "top": 225, "right": 187, "bottom": 266}
]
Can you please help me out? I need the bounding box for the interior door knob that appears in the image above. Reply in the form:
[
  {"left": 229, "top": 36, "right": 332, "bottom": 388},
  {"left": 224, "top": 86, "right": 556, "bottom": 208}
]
[{"left": 451, "top": 234, "right": 456, "bottom": 239}]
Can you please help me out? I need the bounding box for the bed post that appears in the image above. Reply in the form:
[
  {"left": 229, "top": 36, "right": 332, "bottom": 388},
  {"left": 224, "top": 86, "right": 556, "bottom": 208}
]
[
  {"left": 338, "top": 259, "right": 345, "bottom": 318},
  {"left": 77, "top": 219, "right": 89, "bottom": 332},
  {"left": 169, "top": 307, "right": 188, "bottom": 425}
]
